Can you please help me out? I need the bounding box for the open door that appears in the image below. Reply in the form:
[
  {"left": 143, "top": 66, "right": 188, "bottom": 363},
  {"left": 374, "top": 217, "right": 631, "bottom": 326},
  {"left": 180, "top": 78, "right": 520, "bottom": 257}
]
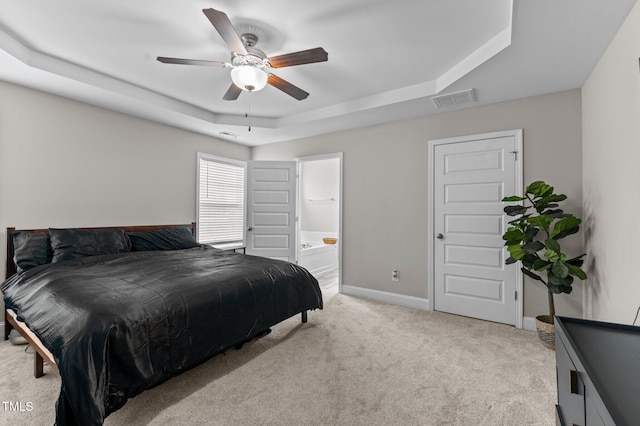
[{"left": 246, "top": 161, "right": 297, "bottom": 261}]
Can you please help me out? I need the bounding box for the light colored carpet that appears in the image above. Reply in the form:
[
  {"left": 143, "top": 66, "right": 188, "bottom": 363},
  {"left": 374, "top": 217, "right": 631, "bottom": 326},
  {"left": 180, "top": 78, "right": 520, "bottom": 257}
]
[{"left": 0, "top": 287, "right": 556, "bottom": 425}]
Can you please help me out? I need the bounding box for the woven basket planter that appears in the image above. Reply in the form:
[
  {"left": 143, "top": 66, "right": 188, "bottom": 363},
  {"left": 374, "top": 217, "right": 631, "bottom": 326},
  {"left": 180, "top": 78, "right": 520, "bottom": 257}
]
[{"left": 535, "top": 315, "right": 555, "bottom": 350}]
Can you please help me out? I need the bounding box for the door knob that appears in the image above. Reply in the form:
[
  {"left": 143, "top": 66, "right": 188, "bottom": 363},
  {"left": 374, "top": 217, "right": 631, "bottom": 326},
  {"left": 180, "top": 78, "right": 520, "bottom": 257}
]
[
  {"left": 247, "top": 226, "right": 253, "bottom": 231},
  {"left": 436, "top": 233, "right": 444, "bottom": 240}
]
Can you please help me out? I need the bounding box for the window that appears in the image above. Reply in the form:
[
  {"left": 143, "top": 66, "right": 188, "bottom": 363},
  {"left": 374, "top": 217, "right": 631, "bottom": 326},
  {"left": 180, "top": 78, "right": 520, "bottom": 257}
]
[{"left": 197, "top": 153, "right": 246, "bottom": 247}]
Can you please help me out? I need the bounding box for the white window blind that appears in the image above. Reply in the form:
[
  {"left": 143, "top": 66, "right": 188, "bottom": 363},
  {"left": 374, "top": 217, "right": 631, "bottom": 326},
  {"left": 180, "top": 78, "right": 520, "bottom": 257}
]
[{"left": 197, "top": 155, "right": 246, "bottom": 245}]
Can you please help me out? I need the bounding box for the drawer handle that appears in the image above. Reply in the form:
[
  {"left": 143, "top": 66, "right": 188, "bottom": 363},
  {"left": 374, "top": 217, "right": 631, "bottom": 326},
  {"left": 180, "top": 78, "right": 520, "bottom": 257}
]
[{"left": 570, "top": 370, "right": 579, "bottom": 394}]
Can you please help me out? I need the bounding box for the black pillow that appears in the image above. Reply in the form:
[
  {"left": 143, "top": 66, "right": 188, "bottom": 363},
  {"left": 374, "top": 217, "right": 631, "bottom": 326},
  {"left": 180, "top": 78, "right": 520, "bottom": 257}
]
[
  {"left": 128, "top": 228, "right": 200, "bottom": 251},
  {"left": 49, "top": 228, "right": 131, "bottom": 263},
  {"left": 12, "top": 232, "right": 53, "bottom": 273}
]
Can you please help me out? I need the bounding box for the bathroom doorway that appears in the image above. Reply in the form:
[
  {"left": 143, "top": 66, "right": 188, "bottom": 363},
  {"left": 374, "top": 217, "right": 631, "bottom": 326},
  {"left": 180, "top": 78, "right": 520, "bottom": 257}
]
[{"left": 297, "top": 153, "right": 342, "bottom": 290}]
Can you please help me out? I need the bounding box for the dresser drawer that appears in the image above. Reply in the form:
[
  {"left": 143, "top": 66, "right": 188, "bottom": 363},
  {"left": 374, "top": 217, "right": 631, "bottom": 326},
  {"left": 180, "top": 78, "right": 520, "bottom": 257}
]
[{"left": 556, "top": 337, "right": 585, "bottom": 425}]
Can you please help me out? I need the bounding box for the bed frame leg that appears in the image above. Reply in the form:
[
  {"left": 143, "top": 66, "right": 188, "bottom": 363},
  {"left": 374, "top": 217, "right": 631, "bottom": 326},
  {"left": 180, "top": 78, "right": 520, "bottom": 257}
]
[
  {"left": 4, "top": 310, "right": 13, "bottom": 340},
  {"left": 301, "top": 311, "right": 308, "bottom": 323},
  {"left": 34, "top": 352, "right": 44, "bottom": 378}
]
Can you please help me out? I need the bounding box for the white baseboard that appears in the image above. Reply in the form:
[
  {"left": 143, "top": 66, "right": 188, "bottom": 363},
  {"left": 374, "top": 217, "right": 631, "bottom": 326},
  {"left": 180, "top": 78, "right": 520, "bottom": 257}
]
[
  {"left": 340, "top": 286, "right": 536, "bottom": 332},
  {"left": 522, "top": 316, "right": 537, "bottom": 332},
  {"left": 341, "top": 285, "right": 430, "bottom": 311}
]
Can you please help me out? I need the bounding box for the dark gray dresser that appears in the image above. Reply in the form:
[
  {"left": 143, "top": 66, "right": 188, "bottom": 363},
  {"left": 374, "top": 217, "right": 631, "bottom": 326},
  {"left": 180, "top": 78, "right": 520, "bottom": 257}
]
[{"left": 555, "top": 316, "right": 640, "bottom": 426}]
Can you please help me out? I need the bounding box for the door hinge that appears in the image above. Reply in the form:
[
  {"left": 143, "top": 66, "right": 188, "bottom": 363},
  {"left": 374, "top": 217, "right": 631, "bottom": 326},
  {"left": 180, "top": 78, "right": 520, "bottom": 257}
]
[
  {"left": 510, "top": 151, "right": 519, "bottom": 161},
  {"left": 515, "top": 291, "right": 518, "bottom": 301}
]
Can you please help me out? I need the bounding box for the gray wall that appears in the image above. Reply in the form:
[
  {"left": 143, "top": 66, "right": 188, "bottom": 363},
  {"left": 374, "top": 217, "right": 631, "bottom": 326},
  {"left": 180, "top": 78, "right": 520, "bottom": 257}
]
[
  {"left": 0, "top": 81, "right": 585, "bottom": 320},
  {"left": 0, "top": 81, "right": 250, "bottom": 281},
  {"left": 252, "top": 89, "right": 584, "bottom": 318},
  {"left": 582, "top": 2, "right": 640, "bottom": 323}
]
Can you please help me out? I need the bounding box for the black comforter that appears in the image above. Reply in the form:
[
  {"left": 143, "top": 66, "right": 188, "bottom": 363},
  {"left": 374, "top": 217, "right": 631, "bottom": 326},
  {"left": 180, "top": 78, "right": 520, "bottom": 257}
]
[{"left": 2, "top": 246, "right": 322, "bottom": 426}]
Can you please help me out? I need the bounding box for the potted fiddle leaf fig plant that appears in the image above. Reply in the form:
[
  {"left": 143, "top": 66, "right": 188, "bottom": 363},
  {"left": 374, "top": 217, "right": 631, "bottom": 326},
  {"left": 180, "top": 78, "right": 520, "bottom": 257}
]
[{"left": 502, "top": 181, "right": 587, "bottom": 349}]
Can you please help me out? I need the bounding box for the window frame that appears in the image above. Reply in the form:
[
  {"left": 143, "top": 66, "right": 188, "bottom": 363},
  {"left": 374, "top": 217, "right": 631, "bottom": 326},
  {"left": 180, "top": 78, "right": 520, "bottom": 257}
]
[{"left": 196, "top": 152, "right": 247, "bottom": 249}]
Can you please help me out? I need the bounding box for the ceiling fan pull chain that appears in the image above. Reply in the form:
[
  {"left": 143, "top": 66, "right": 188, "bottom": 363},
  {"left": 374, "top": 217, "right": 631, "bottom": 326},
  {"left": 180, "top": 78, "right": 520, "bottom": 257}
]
[{"left": 246, "top": 90, "right": 252, "bottom": 132}]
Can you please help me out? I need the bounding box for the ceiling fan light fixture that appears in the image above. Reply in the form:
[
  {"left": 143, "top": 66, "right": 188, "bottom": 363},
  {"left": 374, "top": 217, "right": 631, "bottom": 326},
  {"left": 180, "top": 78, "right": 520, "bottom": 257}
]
[{"left": 230, "top": 65, "right": 268, "bottom": 92}]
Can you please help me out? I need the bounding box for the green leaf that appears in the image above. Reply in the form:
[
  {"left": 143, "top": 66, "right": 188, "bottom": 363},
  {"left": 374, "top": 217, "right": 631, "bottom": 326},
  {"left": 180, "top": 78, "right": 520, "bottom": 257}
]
[
  {"left": 507, "top": 245, "right": 525, "bottom": 260},
  {"left": 545, "top": 249, "right": 561, "bottom": 263},
  {"left": 525, "top": 181, "right": 545, "bottom": 191},
  {"left": 504, "top": 205, "right": 528, "bottom": 216},
  {"left": 502, "top": 228, "right": 525, "bottom": 242},
  {"left": 522, "top": 268, "right": 544, "bottom": 282},
  {"left": 547, "top": 284, "right": 561, "bottom": 294},
  {"left": 525, "top": 228, "right": 540, "bottom": 240},
  {"left": 544, "top": 238, "right": 561, "bottom": 253},
  {"left": 526, "top": 181, "right": 552, "bottom": 197},
  {"left": 532, "top": 259, "right": 551, "bottom": 271},
  {"left": 548, "top": 284, "right": 573, "bottom": 294},
  {"left": 566, "top": 263, "right": 587, "bottom": 280},
  {"left": 566, "top": 254, "right": 586, "bottom": 267},
  {"left": 502, "top": 195, "right": 525, "bottom": 202},
  {"left": 522, "top": 254, "right": 540, "bottom": 269},
  {"left": 537, "top": 203, "right": 559, "bottom": 210},
  {"left": 542, "top": 209, "right": 569, "bottom": 218},
  {"left": 548, "top": 273, "right": 573, "bottom": 287},
  {"left": 539, "top": 194, "right": 567, "bottom": 204},
  {"left": 522, "top": 241, "right": 545, "bottom": 254},
  {"left": 551, "top": 262, "right": 569, "bottom": 279},
  {"left": 528, "top": 215, "right": 554, "bottom": 232},
  {"left": 551, "top": 216, "right": 581, "bottom": 240}
]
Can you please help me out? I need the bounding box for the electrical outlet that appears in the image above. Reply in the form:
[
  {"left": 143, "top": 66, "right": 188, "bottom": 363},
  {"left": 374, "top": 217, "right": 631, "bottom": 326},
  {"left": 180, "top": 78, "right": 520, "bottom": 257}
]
[{"left": 392, "top": 269, "right": 399, "bottom": 282}]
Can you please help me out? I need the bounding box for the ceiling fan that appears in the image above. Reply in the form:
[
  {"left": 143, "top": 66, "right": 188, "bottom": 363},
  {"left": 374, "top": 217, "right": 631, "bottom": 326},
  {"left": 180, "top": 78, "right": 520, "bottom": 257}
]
[{"left": 157, "top": 8, "right": 328, "bottom": 101}]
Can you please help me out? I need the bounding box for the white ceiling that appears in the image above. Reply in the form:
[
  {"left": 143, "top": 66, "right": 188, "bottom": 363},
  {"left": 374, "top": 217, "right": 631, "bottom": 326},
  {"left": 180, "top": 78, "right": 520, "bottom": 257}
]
[{"left": 0, "top": 0, "right": 636, "bottom": 146}]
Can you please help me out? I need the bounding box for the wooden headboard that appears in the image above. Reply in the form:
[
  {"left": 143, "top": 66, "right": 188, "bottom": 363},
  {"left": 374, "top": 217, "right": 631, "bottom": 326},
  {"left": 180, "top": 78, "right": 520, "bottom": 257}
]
[{"left": 5, "top": 223, "right": 197, "bottom": 279}]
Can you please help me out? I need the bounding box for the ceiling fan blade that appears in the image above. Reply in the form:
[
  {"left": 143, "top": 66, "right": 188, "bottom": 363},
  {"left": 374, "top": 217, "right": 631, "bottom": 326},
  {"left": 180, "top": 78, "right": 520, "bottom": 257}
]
[
  {"left": 268, "top": 47, "right": 328, "bottom": 68},
  {"left": 202, "top": 8, "right": 247, "bottom": 55},
  {"left": 157, "top": 57, "right": 228, "bottom": 67},
  {"left": 223, "top": 83, "right": 243, "bottom": 101},
  {"left": 267, "top": 74, "right": 309, "bottom": 101}
]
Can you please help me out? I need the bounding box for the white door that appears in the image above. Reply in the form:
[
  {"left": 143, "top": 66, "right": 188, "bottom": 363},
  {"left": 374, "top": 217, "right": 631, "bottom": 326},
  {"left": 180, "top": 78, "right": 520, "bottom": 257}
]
[
  {"left": 246, "top": 161, "right": 297, "bottom": 262},
  {"left": 431, "top": 130, "right": 522, "bottom": 326}
]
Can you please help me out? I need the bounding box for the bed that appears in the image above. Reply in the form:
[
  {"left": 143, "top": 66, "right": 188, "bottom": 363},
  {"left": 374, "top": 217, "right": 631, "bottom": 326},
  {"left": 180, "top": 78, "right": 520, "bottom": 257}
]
[{"left": 2, "top": 223, "right": 322, "bottom": 426}]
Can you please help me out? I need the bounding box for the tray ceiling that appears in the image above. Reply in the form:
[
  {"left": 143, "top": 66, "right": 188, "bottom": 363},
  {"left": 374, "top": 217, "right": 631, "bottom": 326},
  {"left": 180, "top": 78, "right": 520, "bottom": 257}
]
[{"left": 0, "top": 0, "right": 636, "bottom": 145}]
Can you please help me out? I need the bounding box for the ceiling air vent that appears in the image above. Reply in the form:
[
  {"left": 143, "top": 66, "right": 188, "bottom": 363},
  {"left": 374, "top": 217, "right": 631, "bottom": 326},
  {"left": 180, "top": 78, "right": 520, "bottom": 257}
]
[{"left": 432, "top": 89, "right": 477, "bottom": 109}]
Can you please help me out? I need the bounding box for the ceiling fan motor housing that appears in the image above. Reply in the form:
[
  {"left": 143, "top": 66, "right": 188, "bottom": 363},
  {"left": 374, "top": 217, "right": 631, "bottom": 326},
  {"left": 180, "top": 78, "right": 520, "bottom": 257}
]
[
  {"left": 232, "top": 33, "right": 269, "bottom": 67},
  {"left": 240, "top": 33, "right": 259, "bottom": 47},
  {"left": 232, "top": 48, "right": 268, "bottom": 66}
]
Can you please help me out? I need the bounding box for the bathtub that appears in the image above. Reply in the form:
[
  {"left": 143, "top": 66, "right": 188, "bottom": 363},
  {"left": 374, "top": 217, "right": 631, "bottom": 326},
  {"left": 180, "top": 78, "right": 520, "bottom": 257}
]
[{"left": 299, "top": 232, "right": 338, "bottom": 277}]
